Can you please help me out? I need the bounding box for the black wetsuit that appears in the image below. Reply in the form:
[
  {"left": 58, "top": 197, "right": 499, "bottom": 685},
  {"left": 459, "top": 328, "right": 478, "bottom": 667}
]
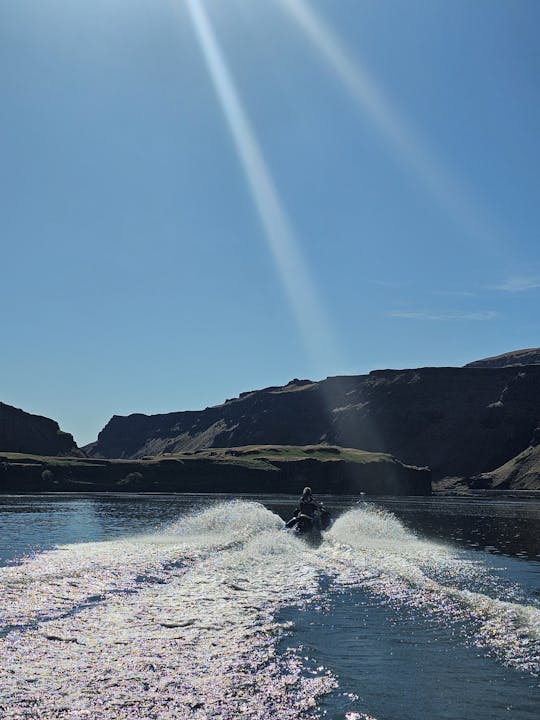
[
  {"left": 285, "top": 494, "right": 324, "bottom": 530},
  {"left": 298, "top": 495, "right": 322, "bottom": 519}
]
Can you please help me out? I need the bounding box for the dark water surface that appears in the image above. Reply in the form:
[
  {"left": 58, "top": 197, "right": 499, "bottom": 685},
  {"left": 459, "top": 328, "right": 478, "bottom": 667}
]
[{"left": 1, "top": 494, "right": 539, "bottom": 719}]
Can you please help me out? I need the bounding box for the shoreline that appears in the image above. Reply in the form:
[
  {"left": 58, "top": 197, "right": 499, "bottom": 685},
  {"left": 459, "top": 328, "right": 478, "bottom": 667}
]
[{"left": 1, "top": 490, "right": 539, "bottom": 503}]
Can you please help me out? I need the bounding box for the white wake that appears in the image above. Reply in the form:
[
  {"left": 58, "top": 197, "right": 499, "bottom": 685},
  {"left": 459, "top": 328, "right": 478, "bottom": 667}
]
[{"left": 1, "top": 501, "right": 539, "bottom": 719}]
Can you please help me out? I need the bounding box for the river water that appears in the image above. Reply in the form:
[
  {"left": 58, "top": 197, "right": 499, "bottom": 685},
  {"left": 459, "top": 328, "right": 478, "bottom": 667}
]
[{"left": 0, "top": 494, "right": 539, "bottom": 719}]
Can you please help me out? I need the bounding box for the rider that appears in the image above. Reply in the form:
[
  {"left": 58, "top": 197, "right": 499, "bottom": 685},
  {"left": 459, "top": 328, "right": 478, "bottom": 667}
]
[
  {"left": 298, "top": 486, "right": 322, "bottom": 519},
  {"left": 285, "top": 486, "right": 326, "bottom": 532}
]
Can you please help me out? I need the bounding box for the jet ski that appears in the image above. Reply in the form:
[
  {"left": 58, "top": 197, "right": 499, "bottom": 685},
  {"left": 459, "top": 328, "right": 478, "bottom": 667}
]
[{"left": 285, "top": 506, "right": 332, "bottom": 542}]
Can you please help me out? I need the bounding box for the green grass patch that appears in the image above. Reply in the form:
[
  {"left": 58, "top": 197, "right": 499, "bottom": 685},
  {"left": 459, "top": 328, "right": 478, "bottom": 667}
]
[
  {"left": 157, "top": 444, "right": 395, "bottom": 466},
  {"left": 0, "top": 445, "right": 399, "bottom": 470}
]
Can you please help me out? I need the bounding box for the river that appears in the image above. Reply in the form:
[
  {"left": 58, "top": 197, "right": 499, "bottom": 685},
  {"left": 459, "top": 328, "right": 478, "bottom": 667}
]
[{"left": 0, "top": 493, "right": 539, "bottom": 719}]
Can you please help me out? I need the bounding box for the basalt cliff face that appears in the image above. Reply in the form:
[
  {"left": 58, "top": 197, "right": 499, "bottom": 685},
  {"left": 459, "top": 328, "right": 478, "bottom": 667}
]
[
  {"left": 0, "top": 402, "right": 79, "bottom": 456},
  {"left": 88, "top": 366, "right": 540, "bottom": 482}
]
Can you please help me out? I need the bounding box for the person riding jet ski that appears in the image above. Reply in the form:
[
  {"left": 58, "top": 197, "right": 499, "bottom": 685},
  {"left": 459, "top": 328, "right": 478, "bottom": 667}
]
[
  {"left": 285, "top": 487, "right": 331, "bottom": 535},
  {"left": 298, "top": 486, "right": 323, "bottom": 520}
]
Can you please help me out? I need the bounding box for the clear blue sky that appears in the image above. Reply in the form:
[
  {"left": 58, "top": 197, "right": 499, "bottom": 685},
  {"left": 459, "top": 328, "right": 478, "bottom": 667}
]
[{"left": 1, "top": 0, "right": 539, "bottom": 446}]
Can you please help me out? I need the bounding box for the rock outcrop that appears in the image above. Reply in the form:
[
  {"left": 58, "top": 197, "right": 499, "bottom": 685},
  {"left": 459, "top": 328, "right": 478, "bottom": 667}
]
[
  {"left": 0, "top": 402, "right": 79, "bottom": 456},
  {"left": 88, "top": 366, "right": 540, "bottom": 481}
]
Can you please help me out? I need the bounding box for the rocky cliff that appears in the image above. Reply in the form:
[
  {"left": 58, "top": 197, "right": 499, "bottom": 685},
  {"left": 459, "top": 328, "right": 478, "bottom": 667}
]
[
  {"left": 88, "top": 366, "right": 540, "bottom": 481},
  {"left": 0, "top": 402, "right": 79, "bottom": 456}
]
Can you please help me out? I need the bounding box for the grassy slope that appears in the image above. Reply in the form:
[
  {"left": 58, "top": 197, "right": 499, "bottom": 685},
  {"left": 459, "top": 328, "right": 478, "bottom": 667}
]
[{"left": 0, "top": 445, "right": 400, "bottom": 470}]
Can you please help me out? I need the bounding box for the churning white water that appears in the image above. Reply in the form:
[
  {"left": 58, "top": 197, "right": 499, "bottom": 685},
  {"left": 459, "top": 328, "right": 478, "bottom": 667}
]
[{"left": 1, "top": 500, "right": 539, "bottom": 719}]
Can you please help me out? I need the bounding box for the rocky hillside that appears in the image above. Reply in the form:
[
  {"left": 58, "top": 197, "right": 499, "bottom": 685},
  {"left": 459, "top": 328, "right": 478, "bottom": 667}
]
[
  {"left": 88, "top": 366, "right": 540, "bottom": 481},
  {"left": 0, "top": 402, "right": 79, "bottom": 456},
  {"left": 0, "top": 445, "right": 431, "bottom": 495},
  {"left": 465, "top": 348, "right": 540, "bottom": 368},
  {"left": 468, "top": 444, "right": 540, "bottom": 492}
]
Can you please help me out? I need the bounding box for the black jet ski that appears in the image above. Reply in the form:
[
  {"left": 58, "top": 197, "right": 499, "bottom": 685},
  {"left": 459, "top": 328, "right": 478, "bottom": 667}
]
[{"left": 285, "top": 506, "right": 332, "bottom": 541}]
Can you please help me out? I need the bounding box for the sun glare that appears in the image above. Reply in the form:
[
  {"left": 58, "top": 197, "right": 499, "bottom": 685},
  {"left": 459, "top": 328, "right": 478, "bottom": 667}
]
[{"left": 184, "top": 0, "right": 341, "bottom": 372}]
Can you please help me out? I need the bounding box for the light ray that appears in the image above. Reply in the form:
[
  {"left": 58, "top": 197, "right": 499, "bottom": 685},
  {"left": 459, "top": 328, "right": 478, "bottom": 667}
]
[
  {"left": 279, "top": 0, "right": 496, "bottom": 247},
  {"left": 184, "top": 0, "right": 341, "bottom": 371}
]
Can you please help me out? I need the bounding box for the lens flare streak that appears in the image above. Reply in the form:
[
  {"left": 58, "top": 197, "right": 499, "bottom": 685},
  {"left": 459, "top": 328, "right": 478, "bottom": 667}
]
[
  {"left": 183, "top": 0, "right": 340, "bottom": 369},
  {"left": 279, "top": 0, "right": 495, "bottom": 246}
]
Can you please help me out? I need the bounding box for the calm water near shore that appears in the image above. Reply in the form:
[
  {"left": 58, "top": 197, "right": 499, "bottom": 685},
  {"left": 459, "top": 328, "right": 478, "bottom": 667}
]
[{"left": 1, "top": 493, "right": 539, "bottom": 719}]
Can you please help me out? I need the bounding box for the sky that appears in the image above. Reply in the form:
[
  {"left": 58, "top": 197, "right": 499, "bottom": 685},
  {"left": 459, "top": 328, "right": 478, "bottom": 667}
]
[{"left": 1, "top": 0, "right": 539, "bottom": 446}]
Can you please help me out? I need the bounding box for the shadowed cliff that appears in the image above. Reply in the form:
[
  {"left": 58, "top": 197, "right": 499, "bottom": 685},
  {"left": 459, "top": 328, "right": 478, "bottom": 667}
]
[{"left": 0, "top": 402, "right": 80, "bottom": 456}]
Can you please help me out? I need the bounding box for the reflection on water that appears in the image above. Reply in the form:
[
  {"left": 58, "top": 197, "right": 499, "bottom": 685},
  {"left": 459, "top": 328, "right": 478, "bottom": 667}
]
[
  {"left": 0, "top": 494, "right": 539, "bottom": 719},
  {"left": 0, "top": 495, "right": 201, "bottom": 566},
  {"left": 282, "top": 589, "right": 540, "bottom": 720}
]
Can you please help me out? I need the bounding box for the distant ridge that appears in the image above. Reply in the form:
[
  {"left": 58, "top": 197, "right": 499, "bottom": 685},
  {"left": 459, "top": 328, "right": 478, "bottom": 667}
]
[{"left": 465, "top": 348, "right": 540, "bottom": 368}]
